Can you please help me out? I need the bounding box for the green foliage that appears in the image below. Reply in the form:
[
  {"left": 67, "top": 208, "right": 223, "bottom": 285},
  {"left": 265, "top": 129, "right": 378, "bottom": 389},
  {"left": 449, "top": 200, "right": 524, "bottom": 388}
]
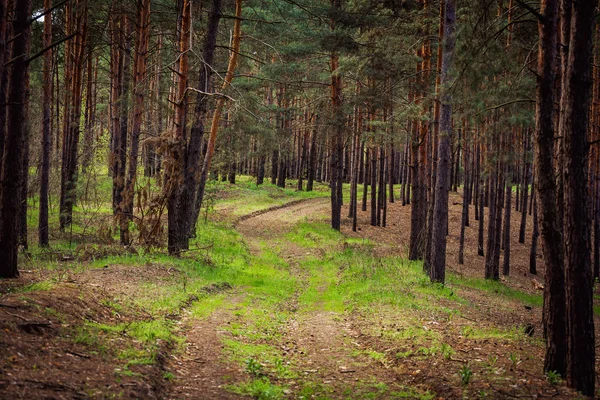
[
  {"left": 545, "top": 370, "right": 562, "bottom": 386},
  {"left": 231, "top": 378, "right": 286, "bottom": 400},
  {"left": 459, "top": 365, "right": 473, "bottom": 386},
  {"left": 245, "top": 358, "right": 263, "bottom": 377},
  {"left": 447, "top": 275, "right": 543, "bottom": 308},
  {"left": 508, "top": 352, "right": 521, "bottom": 369}
]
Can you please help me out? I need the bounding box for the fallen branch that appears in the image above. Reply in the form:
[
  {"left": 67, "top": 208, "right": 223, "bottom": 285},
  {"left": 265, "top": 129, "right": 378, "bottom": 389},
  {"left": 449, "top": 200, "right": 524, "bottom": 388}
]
[{"left": 66, "top": 350, "right": 91, "bottom": 359}]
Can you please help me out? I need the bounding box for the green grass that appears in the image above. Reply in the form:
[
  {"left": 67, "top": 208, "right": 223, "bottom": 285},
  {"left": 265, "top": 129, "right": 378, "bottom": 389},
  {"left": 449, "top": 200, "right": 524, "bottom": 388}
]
[
  {"left": 447, "top": 274, "right": 543, "bottom": 307},
  {"left": 212, "top": 176, "right": 330, "bottom": 218},
  {"left": 18, "top": 172, "right": 568, "bottom": 399},
  {"left": 286, "top": 221, "right": 344, "bottom": 248},
  {"left": 460, "top": 325, "right": 526, "bottom": 341},
  {"left": 227, "top": 377, "right": 287, "bottom": 400},
  {"left": 15, "top": 280, "right": 54, "bottom": 293}
]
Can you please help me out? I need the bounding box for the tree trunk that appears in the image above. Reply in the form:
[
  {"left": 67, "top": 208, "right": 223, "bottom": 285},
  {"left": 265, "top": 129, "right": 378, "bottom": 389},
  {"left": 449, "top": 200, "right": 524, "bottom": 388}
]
[
  {"left": 458, "top": 147, "right": 469, "bottom": 265},
  {"left": 429, "top": 0, "right": 456, "bottom": 283},
  {"left": 306, "top": 116, "right": 318, "bottom": 191},
  {"left": 535, "top": 0, "right": 566, "bottom": 378},
  {"left": 115, "top": 14, "right": 132, "bottom": 245},
  {"left": 502, "top": 179, "right": 512, "bottom": 275},
  {"left": 362, "top": 143, "right": 369, "bottom": 212},
  {"left": 530, "top": 184, "right": 538, "bottom": 275},
  {"left": 370, "top": 146, "right": 377, "bottom": 226},
  {"left": 478, "top": 175, "right": 485, "bottom": 256},
  {"left": 485, "top": 171, "right": 498, "bottom": 276},
  {"left": 183, "top": 0, "right": 221, "bottom": 238},
  {"left": 377, "top": 145, "right": 385, "bottom": 226},
  {"left": 193, "top": 0, "right": 243, "bottom": 248},
  {"left": 0, "top": 0, "right": 7, "bottom": 169},
  {"left": 121, "top": 0, "right": 151, "bottom": 245},
  {"left": 0, "top": 0, "right": 32, "bottom": 278},
  {"left": 39, "top": 0, "right": 53, "bottom": 247},
  {"left": 560, "top": 0, "right": 596, "bottom": 393},
  {"left": 166, "top": 0, "right": 191, "bottom": 254},
  {"left": 59, "top": 0, "right": 87, "bottom": 230},
  {"left": 19, "top": 92, "right": 30, "bottom": 249},
  {"left": 329, "top": 0, "right": 343, "bottom": 231},
  {"left": 271, "top": 149, "right": 279, "bottom": 184}
]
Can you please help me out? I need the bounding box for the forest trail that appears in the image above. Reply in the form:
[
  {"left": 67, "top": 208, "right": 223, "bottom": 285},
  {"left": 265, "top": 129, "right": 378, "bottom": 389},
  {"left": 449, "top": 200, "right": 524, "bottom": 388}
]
[
  {"left": 166, "top": 195, "right": 586, "bottom": 399},
  {"left": 166, "top": 297, "right": 247, "bottom": 399},
  {"left": 0, "top": 190, "right": 590, "bottom": 399},
  {"left": 168, "top": 198, "right": 408, "bottom": 398},
  {"left": 227, "top": 198, "right": 406, "bottom": 397},
  {"left": 235, "top": 197, "right": 330, "bottom": 254}
]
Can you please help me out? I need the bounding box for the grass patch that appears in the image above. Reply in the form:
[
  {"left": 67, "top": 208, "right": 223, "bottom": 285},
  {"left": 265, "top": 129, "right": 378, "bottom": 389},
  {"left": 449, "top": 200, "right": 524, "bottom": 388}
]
[
  {"left": 227, "top": 377, "right": 286, "bottom": 400},
  {"left": 448, "top": 275, "right": 542, "bottom": 307},
  {"left": 461, "top": 325, "right": 530, "bottom": 342},
  {"left": 286, "top": 222, "right": 343, "bottom": 248},
  {"left": 15, "top": 280, "right": 54, "bottom": 293}
]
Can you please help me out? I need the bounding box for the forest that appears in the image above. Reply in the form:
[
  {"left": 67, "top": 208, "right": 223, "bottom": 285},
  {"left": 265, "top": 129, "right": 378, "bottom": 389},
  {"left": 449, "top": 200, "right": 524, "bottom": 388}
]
[{"left": 0, "top": 0, "right": 599, "bottom": 398}]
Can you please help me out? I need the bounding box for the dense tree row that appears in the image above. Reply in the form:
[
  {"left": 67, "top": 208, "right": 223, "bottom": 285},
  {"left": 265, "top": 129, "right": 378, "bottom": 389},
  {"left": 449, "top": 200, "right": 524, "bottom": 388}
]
[{"left": 0, "top": 0, "right": 597, "bottom": 395}]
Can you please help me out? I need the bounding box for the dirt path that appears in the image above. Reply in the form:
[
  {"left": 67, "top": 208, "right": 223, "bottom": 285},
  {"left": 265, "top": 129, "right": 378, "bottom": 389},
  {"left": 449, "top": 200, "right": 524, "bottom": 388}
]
[
  {"left": 166, "top": 301, "right": 246, "bottom": 399},
  {"left": 233, "top": 198, "right": 407, "bottom": 397},
  {"left": 165, "top": 199, "right": 332, "bottom": 399}
]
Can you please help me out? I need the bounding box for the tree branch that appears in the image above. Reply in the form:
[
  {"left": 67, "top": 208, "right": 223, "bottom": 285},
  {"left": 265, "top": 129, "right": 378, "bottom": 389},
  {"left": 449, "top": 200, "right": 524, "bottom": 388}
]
[
  {"left": 514, "top": 0, "right": 544, "bottom": 23},
  {"left": 28, "top": 0, "right": 69, "bottom": 25},
  {"left": 24, "top": 33, "right": 78, "bottom": 64}
]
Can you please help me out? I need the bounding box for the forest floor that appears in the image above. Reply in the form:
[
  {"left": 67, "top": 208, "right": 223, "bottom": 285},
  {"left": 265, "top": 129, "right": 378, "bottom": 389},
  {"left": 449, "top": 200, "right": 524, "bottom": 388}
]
[{"left": 0, "top": 177, "right": 599, "bottom": 399}]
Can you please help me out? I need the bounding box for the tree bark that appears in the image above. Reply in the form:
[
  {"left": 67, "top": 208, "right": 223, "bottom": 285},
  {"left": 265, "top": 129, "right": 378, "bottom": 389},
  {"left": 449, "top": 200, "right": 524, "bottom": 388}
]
[
  {"left": 39, "top": 0, "right": 53, "bottom": 247},
  {"left": 329, "top": 0, "right": 344, "bottom": 231},
  {"left": 59, "top": 0, "right": 87, "bottom": 230},
  {"left": 530, "top": 184, "right": 538, "bottom": 275},
  {"left": 502, "top": 179, "right": 512, "bottom": 276},
  {"left": 0, "top": 0, "right": 32, "bottom": 278},
  {"left": 429, "top": 0, "right": 456, "bottom": 283},
  {"left": 560, "top": 0, "right": 596, "bottom": 393},
  {"left": 458, "top": 147, "right": 469, "bottom": 265},
  {"left": 193, "top": 0, "right": 243, "bottom": 250},
  {"left": 535, "top": 0, "right": 566, "bottom": 378},
  {"left": 183, "top": 0, "right": 221, "bottom": 239},
  {"left": 121, "top": 0, "right": 151, "bottom": 245}
]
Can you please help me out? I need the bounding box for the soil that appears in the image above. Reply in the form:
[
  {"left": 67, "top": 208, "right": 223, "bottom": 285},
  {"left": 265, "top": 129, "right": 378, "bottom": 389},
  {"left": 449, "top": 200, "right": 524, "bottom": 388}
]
[{"left": 0, "top": 192, "right": 598, "bottom": 399}]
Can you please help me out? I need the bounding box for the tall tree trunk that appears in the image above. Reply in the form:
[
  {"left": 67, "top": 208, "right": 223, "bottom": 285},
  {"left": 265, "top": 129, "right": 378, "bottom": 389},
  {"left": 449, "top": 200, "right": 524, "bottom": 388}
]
[
  {"left": 116, "top": 15, "right": 132, "bottom": 245},
  {"left": 458, "top": 147, "right": 469, "bottom": 265},
  {"left": 560, "top": 0, "right": 596, "bottom": 393},
  {"left": 502, "top": 178, "right": 512, "bottom": 275},
  {"left": 186, "top": 0, "right": 222, "bottom": 236},
  {"left": 370, "top": 146, "right": 377, "bottom": 226},
  {"left": 81, "top": 52, "right": 95, "bottom": 174},
  {"left": 59, "top": 0, "right": 88, "bottom": 230},
  {"left": 19, "top": 89, "right": 30, "bottom": 249},
  {"left": 329, "top": 0, "right": 343, "bottom": 231},
  {"left": 193, "top": 0, "right": 243, "bottom": 248},
  {"left": 0, "top": 0, "right": 31, "bottom": 278},
  {"left": 535, "top": 0, "right": 566, "bottom": 378},
  {"left": 39, "top": 0, "right": 53, "bottom": 247},
  {"left": 166, "top": 0, "right": 191, "bottom": 253},
  {"left": 377, "top": 145, "right": 385, "bottom": 226},
  {"left": 478, "top": 175, "right": 485, "bottom": 256},
  {"left": 429, "top": 0, "right": 456, "bottom": 283},
  {"left": 121, "top": 0, "right": 151, "bottom": 245},
  {"left": 306, "top": 116, "right": 318, "bottom": 191},
  {"left": 0, "top": 0, "right": 7, "bottom": 169}
]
